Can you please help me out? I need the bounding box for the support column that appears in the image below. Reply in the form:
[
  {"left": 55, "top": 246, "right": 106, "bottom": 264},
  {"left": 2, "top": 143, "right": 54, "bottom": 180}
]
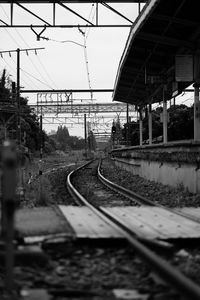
[
  {"left": 16, "top": 48, "right": 21, "bottom": 145},
  {"left": 194, "top": 83, "right": 200, "bottom": 140},
  {"left": 148, "top": 103, "right": 152, "bottom": 145},
  {"left": 126, "top": 103, "right": 129, "bottom": 145},
  {"left": 163, "top": 99, "right": 168, "bottom": 144},
  {"left": 139, "top": 108, "right": 143, "bottom": 146},
  {"left": 84, "top": 114, "right": 87, "bottom": 153}
]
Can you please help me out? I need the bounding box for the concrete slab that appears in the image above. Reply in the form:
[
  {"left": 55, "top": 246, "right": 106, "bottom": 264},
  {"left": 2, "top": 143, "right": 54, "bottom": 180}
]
[{"left": 13, "top": 206, "right": 74, "bottom": 237}]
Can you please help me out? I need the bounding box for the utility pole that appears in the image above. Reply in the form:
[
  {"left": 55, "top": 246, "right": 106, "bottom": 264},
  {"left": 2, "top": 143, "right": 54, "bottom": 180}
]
[
  {"left": 0, "top": 47, "right": 45, "bottom": 202},
  {"left": 0, "top": 47, "right": 45, "bottom": 144}
]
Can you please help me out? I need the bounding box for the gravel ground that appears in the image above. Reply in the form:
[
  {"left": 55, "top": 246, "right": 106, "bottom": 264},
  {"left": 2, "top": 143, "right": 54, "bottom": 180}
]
[
  {"left": 101, "top": 158, "right": 200, "bottom": 208},
  {"left": 0, "top": 241, "right": 183, "bottom": 300}
]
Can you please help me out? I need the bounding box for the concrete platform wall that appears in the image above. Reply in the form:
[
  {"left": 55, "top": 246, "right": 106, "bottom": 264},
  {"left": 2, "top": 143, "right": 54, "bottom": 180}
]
[{"left": 111, "top": 141, "right": 200, "bottom": 194}]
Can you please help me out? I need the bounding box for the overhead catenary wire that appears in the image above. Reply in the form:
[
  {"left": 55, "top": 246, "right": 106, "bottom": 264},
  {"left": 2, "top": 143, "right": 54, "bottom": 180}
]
[
  {"left": 0, "top": 4, "right": 55, "bottom": 90},
  {"left": 40, "top": 36, "right": 85, "bottom": 48},
  {"left": 84, "top": 3, "right": 95, "bottom": 41},
  {"left": 20, "top": 68, "right": 55, "bottom": 89},
  {"left": 0, "top": 55, "right": 37, "bottom": 89},
  {"left": 11, "top": 23, "right": 59, "bottom": 89},
  {"left": 78, "top": 3, "right": 95, "bottom": 100},
  {"left": 9, "top": 56, "right": 40, "bottom": 89}
]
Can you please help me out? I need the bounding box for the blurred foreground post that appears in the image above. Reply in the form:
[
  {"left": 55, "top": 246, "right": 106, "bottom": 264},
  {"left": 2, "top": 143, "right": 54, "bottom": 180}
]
[{"left": 2, "top": 140, "right": 17, "bottom": 298}]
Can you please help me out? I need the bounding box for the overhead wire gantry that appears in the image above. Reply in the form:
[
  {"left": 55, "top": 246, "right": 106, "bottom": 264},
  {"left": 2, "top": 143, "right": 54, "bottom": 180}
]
[{"left": 0, "top": 1, "right": 146, "bottom": 32}]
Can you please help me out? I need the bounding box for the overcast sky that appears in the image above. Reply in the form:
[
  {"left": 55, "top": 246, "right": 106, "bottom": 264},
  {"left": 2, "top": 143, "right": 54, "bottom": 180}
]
[
  {"left": 0, "top": 2, "right": 194, "bottom": 137},
  {"left": 0, "top": 2, "right": 144, "bottom": 137}
]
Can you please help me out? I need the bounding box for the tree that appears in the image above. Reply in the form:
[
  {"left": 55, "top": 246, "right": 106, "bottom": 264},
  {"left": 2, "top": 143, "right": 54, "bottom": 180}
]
[
  {"left": 0, "top": 68, "right": 46, "bottom": 152},
  {"left": 56, "top": 126, "right": 70, "bottom": 151},
  {"left": 121, "top": 104, "right": 193, "bottom": 145}
]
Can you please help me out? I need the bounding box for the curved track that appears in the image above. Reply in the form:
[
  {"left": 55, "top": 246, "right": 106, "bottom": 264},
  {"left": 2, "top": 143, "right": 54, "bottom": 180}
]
[
  {"left": 66, "top": 159, "right": 200, "bottom": 300},
  {"left": 98, "top": 159, "right": 200, "bottom": 223}
]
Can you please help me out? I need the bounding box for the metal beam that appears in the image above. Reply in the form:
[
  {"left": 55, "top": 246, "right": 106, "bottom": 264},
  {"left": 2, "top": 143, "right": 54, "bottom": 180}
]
[
  {"left": 152, "top": 13, "right": 200, "bottom": 27},
  {"left": 0, "top": 1, "right": 143, "bottom": 28},
  {"left": 137, "top": 32, "right": 194, "bottom": 49},
  {"left": 57, "top": 1, "right": 94, "bottom": 26},
  {"left": 0, "top": 24, "right": 132, "bottom": 28},
  {"left": 15, "top": 3, "right": 51, "bottom": 25},
  {"left": 30, "top": 102, "right": 135, "bottom": 114},
  {"left": 101, "top": 2, "right": 134, "bottom": 24},
  {"left": 43, "top": 115, "right": 129, "bottom": 124},
  {"left": 21, "top": 89, "right": 114, "bottom": 93},
  {"left": 0, "top": 1, "right": 147, "bottom": 3}
]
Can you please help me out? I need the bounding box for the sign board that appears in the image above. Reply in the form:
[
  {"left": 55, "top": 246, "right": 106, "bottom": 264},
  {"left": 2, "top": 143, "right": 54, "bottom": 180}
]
[{"left": 175, "top": 55, "right": 193, "bottom": 82}]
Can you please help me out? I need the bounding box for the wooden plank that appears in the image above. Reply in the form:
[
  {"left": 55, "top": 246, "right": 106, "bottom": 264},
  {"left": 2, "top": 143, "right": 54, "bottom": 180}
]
[
  {"left": 104, "top": 206, "right": 176, "bottom": 239},
  {"left": 122, "top": 207, "right": 174, "bottom": 237},
  {"left": 102, "top": 207, "right": 200, "bottom": 240},
  {"left": 59, "top": 206, "right": 97, "bottom": 238},
  {"left": 59, "top": 205, "right": 123, "bottom": 238},
  {"left": 175, "top": 207, "right": 200, "bottom": 221},
  {"left": 152, "top": 207, "right": 200, "bottom": 238},
  {"left": 132, "top": 207, "right": 191, "bottom": 238},
  {"left": 103, "top": 207, "right": 159, "bottom": 239}
]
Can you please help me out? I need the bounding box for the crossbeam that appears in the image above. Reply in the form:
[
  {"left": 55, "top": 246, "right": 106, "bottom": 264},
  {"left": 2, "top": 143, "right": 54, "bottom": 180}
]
[
  {"left": 22, "top": 89, "right": 114, "bottom": 93},
  {"left": 42, "top": 115, "right": 129, "bottom": 124},
  {"left": 0, "top": 1, "right": 146, "bottom": 3},
  {"left": 30, "top": 102, "right": 135, "bottom": 114},
  {"left": 0, "top": 1, "right": 146, "bottom": 29}
]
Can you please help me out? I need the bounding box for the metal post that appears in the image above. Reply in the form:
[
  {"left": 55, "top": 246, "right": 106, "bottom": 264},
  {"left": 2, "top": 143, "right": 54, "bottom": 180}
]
[
  {"left": 139, "top": 108, "right": 143, "bottom": 146},
  {"left": 173, "top": 97, "right": 176, "bottom": 108},
  {"left": 148, "top": 103, "right": 152, "bottom": 145},
  {"left": 138, "top": 2, "right": 141, "bottom": 14},
  {"left": 126, "top": 103, "right": 129, "bottom": 145},
  {"left": 163, "top": 99, "right": 168, "bottom": 144},
  {"left": 194, "top": 83, "right": 200, "bottom": 140},
  {"left": 84, "top": 114, "right": 87, "bottom": 155},
  {"left": 96, "top": 3, "right": 98, "bottom": 26},
  {"left": 40, "top": 115, "right": 43, "bottom": 159},
  {"left": 17, "top": 48, "right": 21, "bottom": 145},
  {"left": 11, "top": 82, "right": 16, "bottom": 104}
]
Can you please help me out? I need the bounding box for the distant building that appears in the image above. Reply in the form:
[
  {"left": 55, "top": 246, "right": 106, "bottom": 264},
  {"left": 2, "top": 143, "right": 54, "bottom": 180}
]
[{"left": 48, "top": 130, "right": 56, "bottom": 136}]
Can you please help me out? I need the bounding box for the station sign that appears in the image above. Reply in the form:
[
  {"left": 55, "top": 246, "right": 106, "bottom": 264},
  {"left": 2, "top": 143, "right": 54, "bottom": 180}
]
[{"left": 175, "top": 55, "right": 193, "bottom": 82}]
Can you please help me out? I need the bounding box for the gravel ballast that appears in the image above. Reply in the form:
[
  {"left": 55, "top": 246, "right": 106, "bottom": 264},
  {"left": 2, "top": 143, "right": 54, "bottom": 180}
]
[{"left": 101, "top": 158, "right": 200, "bottom": 208}]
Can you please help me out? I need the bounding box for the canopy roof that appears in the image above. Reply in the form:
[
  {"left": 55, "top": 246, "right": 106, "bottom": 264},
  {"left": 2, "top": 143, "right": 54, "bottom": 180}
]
[{"left": 113, "top": 0, "right": 200, "bottom": 106}]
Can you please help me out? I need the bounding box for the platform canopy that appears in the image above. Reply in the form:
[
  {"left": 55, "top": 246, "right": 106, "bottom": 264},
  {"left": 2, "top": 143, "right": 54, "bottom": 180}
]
[{"left": 113, "top": 0, "right": 200, "bottom": 106}]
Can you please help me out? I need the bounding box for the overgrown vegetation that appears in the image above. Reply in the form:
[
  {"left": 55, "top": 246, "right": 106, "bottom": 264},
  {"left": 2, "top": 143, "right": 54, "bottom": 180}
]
[
  {"left": 0, "top": 69, "right": 48, "bottom": 152},
  {"left": 120, "top": 104, "right": 194, "bottom": 146}
]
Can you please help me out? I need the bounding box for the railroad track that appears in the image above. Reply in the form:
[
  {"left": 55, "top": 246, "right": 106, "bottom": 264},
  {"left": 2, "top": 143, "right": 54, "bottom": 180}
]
[
  {"left": 68, "top": 158, "right": 200, "bottom": 223},
  {"left": 98, "top": 159, "right": 200, "bottom": 224},
  {"left": 66, "top": 158, "right": 200, "bottom": 300}
]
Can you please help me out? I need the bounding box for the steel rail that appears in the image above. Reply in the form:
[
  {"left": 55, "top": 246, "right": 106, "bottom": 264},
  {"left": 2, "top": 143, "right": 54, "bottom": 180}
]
[
  {"left": 67, "top": 159, "right": 200, "bottom": 300},
  {"left": 98, "top": 161, "right": 154, "bottom": 206},
  {"left": 98, "top": 159, "right": 200, "bottom": 224}
]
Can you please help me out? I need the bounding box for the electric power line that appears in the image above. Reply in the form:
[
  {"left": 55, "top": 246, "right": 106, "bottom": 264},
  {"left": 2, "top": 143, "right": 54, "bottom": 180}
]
[
  {"left": 0, "top": 4, "right": 55, "bottom": 90},
  {"left": 20, "top": 68, "right": 55, "bottom": 89},
  {"left": 0, "top": 55, "right": 36, "bottom": 89}
]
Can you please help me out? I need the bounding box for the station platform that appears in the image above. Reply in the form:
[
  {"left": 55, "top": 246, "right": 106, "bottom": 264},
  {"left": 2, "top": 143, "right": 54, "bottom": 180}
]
[{"left": 9, "top": 205, "right": 200, "bottom": 243}]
